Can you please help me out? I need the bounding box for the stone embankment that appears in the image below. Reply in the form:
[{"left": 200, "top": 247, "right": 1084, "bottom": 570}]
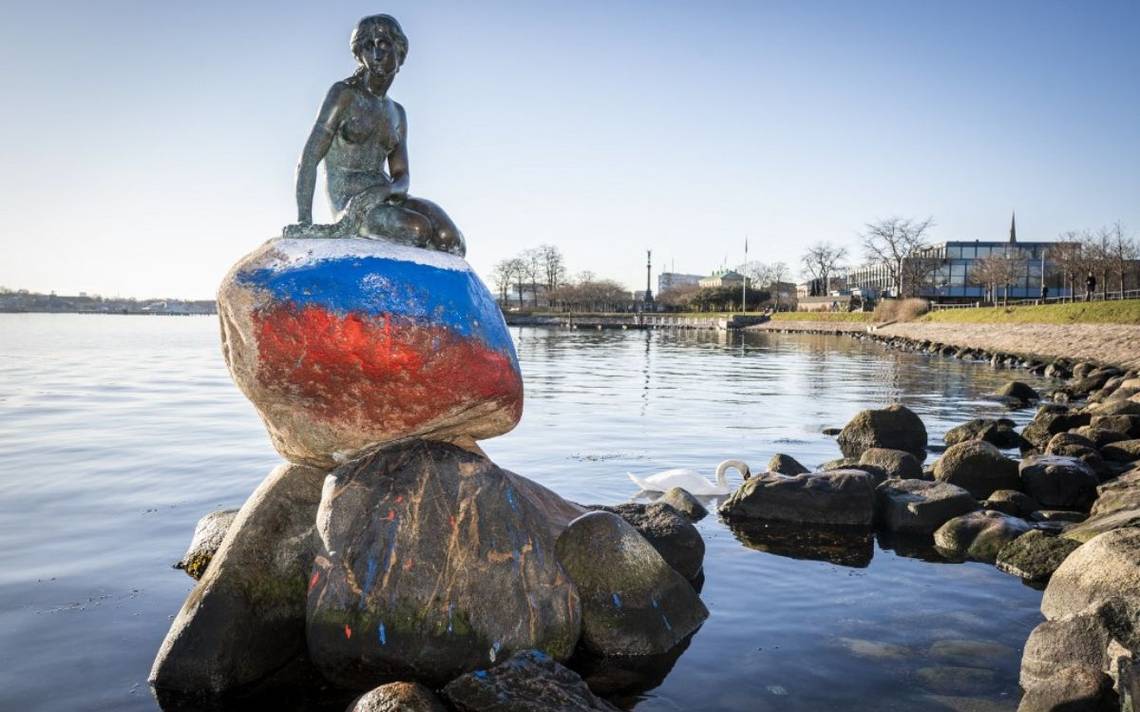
[{"left": 751, "top": 319, "right": 1140, "bottom": 371}]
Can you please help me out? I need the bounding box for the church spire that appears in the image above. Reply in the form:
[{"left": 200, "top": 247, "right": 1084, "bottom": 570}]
[{"left": 1009, "top": 211, "right": 1017, "bottom": 244}]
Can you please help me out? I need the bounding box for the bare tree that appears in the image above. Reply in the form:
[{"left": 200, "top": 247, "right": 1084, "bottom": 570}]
[
  {"left": 1102, "top": 223, "right": 1138, "bottom": 298},
  {"left": 861, "top": 217, "right": 936, "bottom": 297},
  {"left": 1047, "top": 237, "right": 1084, "bottom": 302},
  {"left": 537, "top": 244, "right": 567, "bottom": 294},
  {"left": 971, "top": 248, "right": 1029, "bottom": 305},
  {"left": 768, "top": 261, "right": 790, "bottom": 308},
  {"left": 490, "top": 260, "right": 516, "bottom": 305},
  {"left": 801, "top": 243, "right": 848, "bottom": 295}
]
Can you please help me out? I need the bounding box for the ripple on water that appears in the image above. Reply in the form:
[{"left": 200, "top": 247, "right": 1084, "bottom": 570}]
[{"left": 0, "top": 317, "right": 1048, "bottom": 711}]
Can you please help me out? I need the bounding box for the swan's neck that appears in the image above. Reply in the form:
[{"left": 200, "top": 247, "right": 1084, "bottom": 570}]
[{"left": 715, "top": 459, "right": 750, "bottom": 486}]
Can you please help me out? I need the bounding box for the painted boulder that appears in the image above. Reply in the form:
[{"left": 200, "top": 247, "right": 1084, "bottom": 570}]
[{"left": 219, "top": 238, "right": 523, "bottom": 467}]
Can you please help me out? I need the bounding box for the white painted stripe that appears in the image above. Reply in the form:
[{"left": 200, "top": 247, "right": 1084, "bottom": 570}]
[{"left": 265, "top": 238, "right": 468, "bottom": 272}]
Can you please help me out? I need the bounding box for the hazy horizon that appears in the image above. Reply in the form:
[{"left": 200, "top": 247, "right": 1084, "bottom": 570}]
[{"left": 2, "top": 0, "right": 1138, "bottom": 299}]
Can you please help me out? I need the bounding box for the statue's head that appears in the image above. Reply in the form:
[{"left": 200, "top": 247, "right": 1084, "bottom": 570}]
[{"left": 350, "top": 15, "right": 408, "bottom": 78}]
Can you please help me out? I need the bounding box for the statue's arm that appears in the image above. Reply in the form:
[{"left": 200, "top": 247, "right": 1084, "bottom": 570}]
[
  {"left": 386, "top": 103, "right": 411, "bottom": 201},
  {"left": 295, "top": 84, "right": 348, "bottom": 224}
]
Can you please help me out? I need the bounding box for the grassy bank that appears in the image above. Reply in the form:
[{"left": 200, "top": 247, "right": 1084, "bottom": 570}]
[
  {"left": 920, "top": 300, "right": 1140, "bottom": 325},
  {"left": 769, "top": 312, "right": 875, "bottom": 323}
]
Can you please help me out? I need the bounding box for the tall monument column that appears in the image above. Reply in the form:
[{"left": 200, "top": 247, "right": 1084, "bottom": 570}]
[{"left": 644, "top": 249, "right": 654, "bottom": 304}]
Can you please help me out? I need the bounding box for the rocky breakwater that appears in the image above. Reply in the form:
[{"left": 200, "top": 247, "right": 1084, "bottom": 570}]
[{"left": 152, "top": 237, "right": 708, "bottom": 707}]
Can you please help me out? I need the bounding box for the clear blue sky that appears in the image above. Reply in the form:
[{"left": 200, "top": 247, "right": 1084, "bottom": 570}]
[{"left": 1, "top": 0, "right": 1137, "bottom": 298}]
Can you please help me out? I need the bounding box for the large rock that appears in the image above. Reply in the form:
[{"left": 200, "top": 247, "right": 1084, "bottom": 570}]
[
  {"left": 719, "top": 470, "right": 875, "bottom": 527},
  {"left": 218, "top": 238, "right": 524, "bottom": 468},
  {"left": 307, "top": 441, "right": 583, "bottom": 687},
  {"left": 932, "top": 440, "right": 1020, "bottom": 499},
  {"left": 442, "top": 650, "right": 619, "bottom": 712},
  {"left": 1023, "top": 409, "right": 1092, "bottom": 451},
  {"left": 1104, "top": 440, "right": 1140, "bottom": 463},
  {"left": 933, "top": 510, "right": 1032, "bottom": 563},
  {"left": 874, "top": 479, "right": 979, "bottom": 535},
  {"left": 767, "top": 453, "right": 809, "bottom": 475},
  {"left": 983, "top": 489, "right": 1040, "bottom": 517},
  {"left": 944, "top": 418, "right": 1022, "bottom": 449},
  {"left": 174, "top": 508, "right": 238, "bottom": 580},
  {"left": 1090, "top": 415, "right": 1140, "bottom": 438},
  {"left": 836, "top": 404, "right": 927, "bottom": 460},
  {"left": 1074, "top": 426, "right": 1132, "bottom": 448},
  {"left": 349, "top": 681, "right": 447, "bottom": 712},
  {"left": 1019, "top": 455, "right": 1099, "bottom": 510},
  {"left": 995, "top": 530, "right": 1082, "bottom": 582},
  {"left": 658, "top": 487, "right": 707, "bottom": 522},
  {"left": 1043, "top": 527, "right": 1140, "bottom": 621},
  {"left": 1020, "top": 606, "right": 1113, "bottom": 691},
  {"left": 555, "top": 511, "right": 707, "bottom": 656},
  {"left": 588, "top": 502, "right": 705, "bottom": 581},
  {"left": 992, "top": 381, "right": 1040, "bottom": 406},
  {"left": 150, "top": 462, "right": 326, "bottom": 695},
  {"left": 858, "top": 448, "right": 923, "bottom": 480},
  {"left": 1063, "top": 510, "right": 1140, "bottom": 543},
  {"left": 1017, "top": 666, "right": 1117, "bottom": 712}
]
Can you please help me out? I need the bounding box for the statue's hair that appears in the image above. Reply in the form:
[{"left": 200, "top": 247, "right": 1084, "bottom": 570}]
[{"left": 350, "top": 14, "right": 408, "bottom": 65}]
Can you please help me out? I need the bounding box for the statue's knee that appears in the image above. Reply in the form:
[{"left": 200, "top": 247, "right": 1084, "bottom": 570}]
[{"left": 405, "top": 214, "right": 433, "bottom": 243}]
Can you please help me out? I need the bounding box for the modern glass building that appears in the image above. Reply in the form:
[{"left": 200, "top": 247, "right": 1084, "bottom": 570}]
[{"left": 847, "top": 216, "right": 1076, "bottom": 301}]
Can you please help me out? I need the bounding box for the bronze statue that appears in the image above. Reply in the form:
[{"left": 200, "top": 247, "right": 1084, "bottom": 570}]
[{"left": 285, "top": 15, "right": 465, "bottom": 256}]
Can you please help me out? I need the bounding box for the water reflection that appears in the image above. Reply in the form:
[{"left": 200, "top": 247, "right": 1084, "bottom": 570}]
[{"left": 726, "top": 519, "right": 875, "bottom": 568}]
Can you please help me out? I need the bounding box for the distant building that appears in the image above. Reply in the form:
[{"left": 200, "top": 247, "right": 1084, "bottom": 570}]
[
  {"left": 846, "top": 214, "right": 1077, "bottom": 302},
  {"left": 657, "top": 272, "right": 702, "bottom": 294},
  {"left": 698, "top": 269, "right": 750, "bottom": 289}
]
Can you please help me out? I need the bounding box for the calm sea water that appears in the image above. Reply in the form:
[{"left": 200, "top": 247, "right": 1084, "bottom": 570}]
[{"left": 0, "top": 314, "right": 1048, "bottom": 711}]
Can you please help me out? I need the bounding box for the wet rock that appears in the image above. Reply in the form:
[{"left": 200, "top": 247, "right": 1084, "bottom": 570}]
[
  {"left": 983, "top": 490, "right": 1039, "bottom": 518},
  {"left": 175, "top": 508, "right": 239, "bottom": 580},
  {"left": 768, "top": 453, "right": 809, "bottom": 475},
  {"left": 929, "top": 639, "right": 1015, "bottom": 667},
  {"left": 1019, "top": 455, "right": 1099, "bottom": 510},
  {"left": 1103, "top": 440, "right": 1140, "bottom": 463},
  {"left": 1017, "top": 666, "right": 1117, "bottom": 712},
  {"left": 875, "top": 479, "right": 979, "bottom": 535},
  {"left": 933, "top": 511, "right": 1032, "bottom": 563},
  {"left": 1046, "top": 362, "right": 1073, "bottom": 379},
  {"left": 307, "top": 441, "right": 583, "bottom": 688},
  {"left": 1090, "top": 468, "right": 1140, "bottom": 516},
  {"left": 569, "top": 638, "right": 692, "bottom": 700},
  {"left": 944, "top": 418, "right": 1023, "bottom": 449},
  {"left": 993, "top": 381, "right": 1040, "bottom": 406},
  {"left": 933, "top": 441, "right": 1021, "bottom": 499},
  {"left": 1090, "top": 415, "right": 1140, "bottom": 438},
  {"left": 591, "top": 502, "right": 705, "bottom": 580},
  {"left": 1045, "top": 434, "right": 1107, "bottom": 480},
  {"left": 555, "top": 511, "right": 707, "bottom": 656},
  {"left": 995, "top": 530, "right": 1082, "bottom": 582},
  {"left": 837, "top": 404, "right": 928, "bottom": 460},
  {"left": 442, "top": 650, "right": 618, "bottom": 711},
  {"left": 837, "top": 637, "right": 910, "bottom": 660},
  {"left": 658, "top": 487, "right": 707, "bottom": 522},
  {"left": 150, "top": 463, "right": 326, "bottom": 696},
  {"left": 1044, "top": 528, "right": 1140, "bottom": 621},
  {"left": 719, "top": 470, "right": 876, "bottom": 527},
  {"left": 859, "top": 448, "right": 923, "bottom": 480},
  {"left": 349, "top": 681, "right": 447, "bottom": 712},
  {"left": 218, "top": 237, "right": 524, "bottom": 468},
  {"left": 729, "top": 519, "right": 874, "bottom": 567},
  {"left": 1020, "top": 606, "right": 1112, "bottom": 691},
  {"left": 915, "top": 666, "right": 998, "bottom": 695},
  {"left": 822, "top": 427, "right": 843, "bottom": 436}
]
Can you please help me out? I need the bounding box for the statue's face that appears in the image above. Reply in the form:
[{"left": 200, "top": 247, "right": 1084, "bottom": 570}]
[{"left": 356, "top": 29, "right": 401, "bottom": 77}]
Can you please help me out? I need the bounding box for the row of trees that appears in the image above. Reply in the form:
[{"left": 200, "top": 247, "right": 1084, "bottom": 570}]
[{"left": 490, "top": 245, "right": 568, "bottom": 308}]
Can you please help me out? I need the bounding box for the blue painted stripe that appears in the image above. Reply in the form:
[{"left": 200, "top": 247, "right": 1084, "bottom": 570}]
[{"left": 237, "top": 255, "right": 515, "bottom": 356}]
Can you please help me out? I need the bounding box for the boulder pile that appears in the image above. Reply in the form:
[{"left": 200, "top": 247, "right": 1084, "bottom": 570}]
[{"left": 151, "top": 238, "right": 708, "bottom": 706}]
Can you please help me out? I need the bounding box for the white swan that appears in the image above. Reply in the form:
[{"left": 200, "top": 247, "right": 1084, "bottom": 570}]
[{"left": 628, "top": 459, "right": 752, "bottom": 496}]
